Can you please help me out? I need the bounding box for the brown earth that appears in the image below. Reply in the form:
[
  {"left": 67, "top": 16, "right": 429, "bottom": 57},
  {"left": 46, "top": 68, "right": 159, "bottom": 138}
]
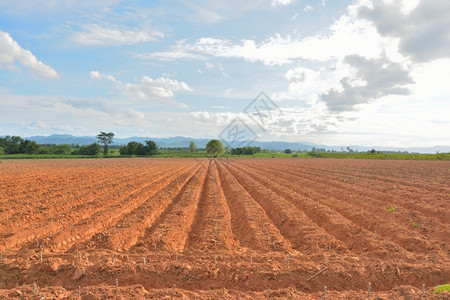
[{"left": 0, "top": 158, "right": 448, "bottom": 299}]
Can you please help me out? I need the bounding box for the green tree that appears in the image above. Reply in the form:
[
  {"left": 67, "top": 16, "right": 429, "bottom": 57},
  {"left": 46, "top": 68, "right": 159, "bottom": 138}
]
[
  {"left": 189, "top": 141, "right": 197, "bottom": 154},
  {"left": 23, "top": 140, "right": 40, "bottom": 156},
  {"left": 87, "top": 143, "right": 101, "bottom": 155},
  {"left": 73, "top": 143, "right": 101, "bottom": 155},
  {"left": 127, "top": 141, "right": 139, "bottom": 155},
  {"left": 205, "top": 139, "right": 224, "bottom": 157},
  {"left": 284, "top": 149, "right": 292, "bottom": 154},
  {"left": 135, "top": 143, "right": 147, "bottom": 156},
  {"left": 144, "top": 140, "right": 158, "bottom": 156},
  {"left": 0, "top": 146, "right": 4, "bottom": 155},
  {"left": 51, "top": 144, "right": 72, "bottom": 155},
  {"left": 0, "top": 136, "right": 23, "bottom": 154},
  {"left": 96, "top": 132, "right": 115, "bottom": 155},
  {"left": 119, "top": 141, "right": 144, "bottom": 155}
]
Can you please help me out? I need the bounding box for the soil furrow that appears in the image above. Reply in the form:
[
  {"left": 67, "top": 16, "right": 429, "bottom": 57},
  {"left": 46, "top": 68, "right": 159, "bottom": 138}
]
[
  {"left": 0, "top": 164, "right": 183, "bottom": 252},
  {"left": 185, "top": 160, "right": 240, "bottom": 252},
  {"left": 216, "top": 161, "right": 293, "bottom": 252},
  {"left": 221, "top": 160, "right": 351, "bottom": 254},
  {"left": 236, "top": 160, "right": 448, "bottom": 252},
  {"left": 131, "top": 160, "right": 209, "bottom": 252},
  {"left": 50, "top": 162, "right": 198, "bottom": 253},
  {"left": 271, "top": 160, "right": 449, "bottom": 226},
  {"left": 226, "top": 160, "right": 410, "bottom": 256},
  {"left": 102, "top": 160, "right": 204, "bottom": 251}
]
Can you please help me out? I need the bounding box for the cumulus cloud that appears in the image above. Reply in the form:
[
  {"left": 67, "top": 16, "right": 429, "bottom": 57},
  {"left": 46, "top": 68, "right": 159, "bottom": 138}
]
[
  {"left": 320, "top": 55, "right": 413, "bottom": 111},
  {"left": 272, "top": 0, "right": 295, "bottom": 6},
  {"left": 147, "top": 0, "right": 440, "bottom": 114},
  {"left": 0, "top": 31, "right": 59, "bottom": 79},
  {"left": 90, "top": 71, "right": 192, "bottom": 108},
  {"left": 70, "top": 24, "right": 164, "bottom": 46},
  {"left": 191, "top": 102, "right": 340, "bottom": 138},
  {"left": 141, "top": 14, "right": 383, "bottom": 66},
  {"left": 358, "top": 0, "right": 450, "bottom": 62},
  {"left": 304, "top": 5, "right": 313, "bottom": 12},
  {"left": 89, "top": 71, "right": 118, "bottom": 83},
  {"left": 281, "top": 66, "right": 332, "bottom": 98}
]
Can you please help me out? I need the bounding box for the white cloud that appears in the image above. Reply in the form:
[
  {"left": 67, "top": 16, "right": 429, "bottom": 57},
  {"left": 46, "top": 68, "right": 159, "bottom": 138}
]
[
  {"left": 89, "top": 70, "right": 117, "bottom": 82},
  {"left": 0, "top": 31, "right": 59, "bottom": 79},
  {"left": 0, "top": 88, "right": 448, "bottom": 147},
  {"left": 272, "top": 0, "right": 295, "bottom": 6},
  {"left": 0, "top": 92, "right": 152, "bottom": 136},
  {"left": 152, "top": 14, "right": 384, "bottom": 66},
  {"left": 304, "top": 5, "right": 313, "bottom": 12},
  {"left": 358, "top": 0, "right": 450, "bottom": 62},
  {"left": 125, "top": 109, "right": 145, "bottom": 120},
  {"left": 279, "top": 66, "right": 333, "bottom": 99},
  {"left": 181, "top": 0, "right": 271, "bottom": 23},
  {"left": 90, "top": 71, "right": 192, "bottom": 108},
  {"left": 320, "top": 55, "right": 413, "bottom": 111},
  {"left": 70, "top": 24, "right": 164, "bottom": 46},
  {"left": 142, "top": 0, "right": 438, "bottom": 114},
  {"left": 27, "top": 120, "right": 49, "bottom": 130},
  {"left": 161, "top": 71, "right": 178, "bottom": 78},
  {"left": 190, "top": 86, "right": 450, "bottom": 147},
  {"left": 0, "top": 1, "right": 121, "bottom": 15},
  {"left": 137, "top": 51, "right": 206, "bottom": 61}
]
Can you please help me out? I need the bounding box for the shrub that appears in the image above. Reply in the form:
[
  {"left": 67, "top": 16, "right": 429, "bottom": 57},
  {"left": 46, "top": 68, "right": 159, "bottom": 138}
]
[{"left": 72, "top": 143, "right": 101, "bottom": 155}]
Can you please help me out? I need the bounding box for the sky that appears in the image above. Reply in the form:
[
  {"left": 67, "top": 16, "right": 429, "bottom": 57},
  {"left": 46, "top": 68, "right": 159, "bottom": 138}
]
[{"left": 0, "top": 0, "right": 449, "bottom": 148}]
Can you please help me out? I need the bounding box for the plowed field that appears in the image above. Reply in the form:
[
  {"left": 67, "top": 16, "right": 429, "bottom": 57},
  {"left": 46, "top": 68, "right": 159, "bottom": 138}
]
[{"left": 0, "top": 158, "right": 448, "bottom": 299}]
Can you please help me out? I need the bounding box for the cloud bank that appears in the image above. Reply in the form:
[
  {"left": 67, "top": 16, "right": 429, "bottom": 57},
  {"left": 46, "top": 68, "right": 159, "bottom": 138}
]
[
  {"left": 0, "top": 31, "right": 59, "bottom": 79},
  {"left": 90, "top": 71, "right": 192, "bottom": 108},
  {"left": 70, "top": 24, "right": 164, "bottom": 46}
]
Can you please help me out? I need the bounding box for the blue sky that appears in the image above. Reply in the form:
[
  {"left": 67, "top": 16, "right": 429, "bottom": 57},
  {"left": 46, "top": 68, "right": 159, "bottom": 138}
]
[{"left": 0, "top": 0, "right": 449, "bottom": 147}]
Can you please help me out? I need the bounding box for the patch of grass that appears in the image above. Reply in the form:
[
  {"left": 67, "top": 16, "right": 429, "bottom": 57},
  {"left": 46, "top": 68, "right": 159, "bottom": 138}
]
[
  {"left": 384, "top": 205, "right": 396, "bottom": 213},
  {"left": 307, "top": 152, "right": 450, "bottom": 160},
  {"left": 434, "top": 284, "right": 450, "bottom": 294}
]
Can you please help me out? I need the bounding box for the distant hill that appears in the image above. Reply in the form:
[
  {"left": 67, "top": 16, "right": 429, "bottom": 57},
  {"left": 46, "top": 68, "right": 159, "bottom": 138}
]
[{"left": 22, "top": 134, "right": 450, "bottom": 153}]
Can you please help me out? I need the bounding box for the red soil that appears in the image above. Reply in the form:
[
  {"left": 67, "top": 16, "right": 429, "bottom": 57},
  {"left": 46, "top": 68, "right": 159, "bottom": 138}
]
[{"left": 0, "top": 158, "right": 448, "bottom": 299}]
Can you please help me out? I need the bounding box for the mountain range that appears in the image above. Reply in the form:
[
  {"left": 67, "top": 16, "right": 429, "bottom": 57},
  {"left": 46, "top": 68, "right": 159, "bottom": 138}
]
[{"left": 20, "top": 134, "right": 450, "bottom": 154}]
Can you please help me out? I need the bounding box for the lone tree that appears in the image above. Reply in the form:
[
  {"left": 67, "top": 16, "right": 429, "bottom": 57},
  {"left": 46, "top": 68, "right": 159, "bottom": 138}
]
[
  {"left": 189, "top": 141, "right": 197, "bottom": 154},
  {"left": 97, "top": 132, "right": 115, "bottom": 155},
  {"left": 22, "top": 140, "right": 40, "bottom": 157},
  {"left": 205, "top": 139, "right": 224, "bottom": 157}
]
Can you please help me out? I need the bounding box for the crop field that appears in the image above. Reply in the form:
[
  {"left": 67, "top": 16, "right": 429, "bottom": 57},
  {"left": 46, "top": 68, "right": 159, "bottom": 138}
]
[{"left": 0, "top": 158, "right": 449, "bottom": 299}]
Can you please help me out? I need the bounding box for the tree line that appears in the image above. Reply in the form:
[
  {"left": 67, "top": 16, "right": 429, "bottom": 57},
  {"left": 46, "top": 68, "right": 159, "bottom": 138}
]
[
  {"left": 0, "top": 133, "right": 161, "bottom": 157},
  {"left": 6, "top": 133, "right": 412, "bottom": 159},
  {"left": 0, "top": 136, "right": 41, "bottom": 156},
  {"left": 0, "top": 135, "right": 104, "bottom": 156},
  {"left": 0, "top": 135, "right": 297, "bottom": 158}
]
